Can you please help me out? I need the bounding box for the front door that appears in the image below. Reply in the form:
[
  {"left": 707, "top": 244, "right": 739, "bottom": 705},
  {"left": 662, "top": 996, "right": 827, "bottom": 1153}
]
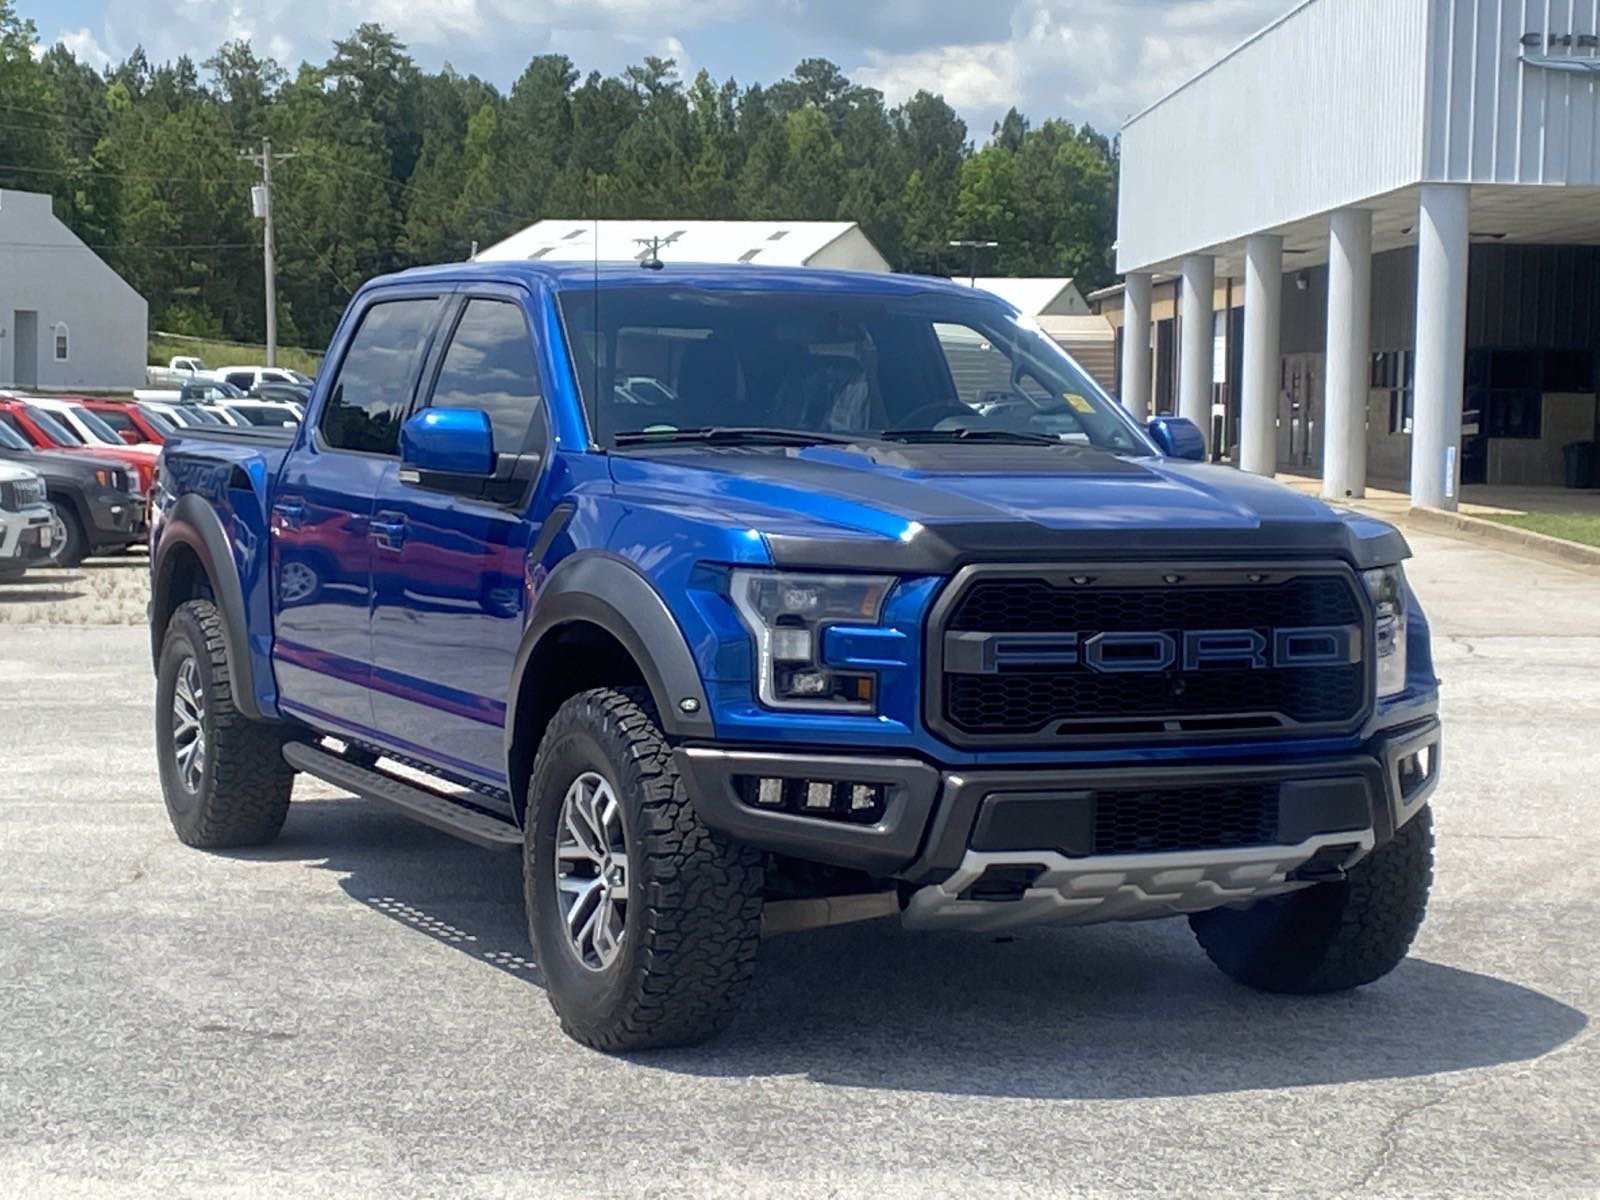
[
  {"left": 270, "top": 294, "right": 444, "bottom": 735},
  {"left": 369, "top": 293, "right": 552, "bottom": 792},
  {"left": 13, "top": 311, "right": 37, "bottom": 388}
]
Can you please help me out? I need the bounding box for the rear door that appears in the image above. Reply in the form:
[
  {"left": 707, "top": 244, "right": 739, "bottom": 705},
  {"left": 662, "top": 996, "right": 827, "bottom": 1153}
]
[
  {"left": 270, "top": 292, "right": 445, "bottom": 735},
  {"left": 368, "top": 288, "right": 554, "bottom": 790}
]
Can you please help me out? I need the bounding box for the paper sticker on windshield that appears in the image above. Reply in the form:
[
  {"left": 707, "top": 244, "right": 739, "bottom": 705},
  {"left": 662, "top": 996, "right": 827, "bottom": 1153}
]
[{"left": 1063, "top": 393, "right": 1094, "bottom": 413}]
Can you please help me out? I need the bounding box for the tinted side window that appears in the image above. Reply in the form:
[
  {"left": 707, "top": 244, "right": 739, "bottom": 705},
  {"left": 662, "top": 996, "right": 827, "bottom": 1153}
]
[
  {"left": 428, "top": 300, "right": 545, "bottom": 454},
  {"left": 320, "top": 298, "right": 439, "bottom": 455}
]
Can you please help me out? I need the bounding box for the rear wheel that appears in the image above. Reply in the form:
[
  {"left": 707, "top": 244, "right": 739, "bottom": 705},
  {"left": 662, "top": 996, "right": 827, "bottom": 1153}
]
[
  {"left": 44, "top": 500, "right": 86, "bottom": 567},
  {"left": 1190, "top": 808, "right": 1434, "bottom": 993},
  {"left": 525, "top": 687, "right": 764, "bottom": 1051},
  {"left": 155, "top": 599, "right": 293, "bottom": 848}
]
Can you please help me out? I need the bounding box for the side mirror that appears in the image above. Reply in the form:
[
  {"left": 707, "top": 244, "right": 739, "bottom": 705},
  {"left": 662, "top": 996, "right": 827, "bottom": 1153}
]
[
  {"left": 119, "top": 430, "right": 140, "bottom": 445},
  {"left": 1147, "top": 416, "right": 1207, "bottom": 462},
  {"left": 400, "top": 408, "right": 495, "bottom": 481}
]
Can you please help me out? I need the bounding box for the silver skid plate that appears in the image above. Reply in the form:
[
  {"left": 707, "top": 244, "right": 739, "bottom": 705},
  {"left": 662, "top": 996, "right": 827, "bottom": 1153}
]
[{"left": 901, "top": 833, "right": 1374, "bottom": 934}]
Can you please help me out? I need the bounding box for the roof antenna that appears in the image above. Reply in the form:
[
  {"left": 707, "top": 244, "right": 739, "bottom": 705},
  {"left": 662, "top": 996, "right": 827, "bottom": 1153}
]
[{"left": 633, "top": 234, "right": 676, "bottom": 271}]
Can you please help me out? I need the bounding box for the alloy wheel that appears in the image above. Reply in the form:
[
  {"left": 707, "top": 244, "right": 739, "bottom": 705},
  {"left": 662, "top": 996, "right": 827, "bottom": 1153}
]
[
  {"left": 553, "top": 771, "right": 628, "bottom": 970},
  {"left": 171, "top": 655, "right": 206, "bottom": 792}
]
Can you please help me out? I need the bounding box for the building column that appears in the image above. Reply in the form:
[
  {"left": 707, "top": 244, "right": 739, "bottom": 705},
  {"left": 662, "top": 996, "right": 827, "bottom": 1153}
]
[
  {"left": 1120, "top": 272, "right": 1154, "bottom": 421},
  {"left": 1411, "top": 184, "right": 1470, "bottom": 510},
  {"left": 1240, "top": 233, "right": 1283, "bottom": 475},
  {"left": 1179, "top": 254, "right": 1216, "bottom": 453},
  {"left": 1323, "top": 209, "right": 1373, "bottom": 499}
]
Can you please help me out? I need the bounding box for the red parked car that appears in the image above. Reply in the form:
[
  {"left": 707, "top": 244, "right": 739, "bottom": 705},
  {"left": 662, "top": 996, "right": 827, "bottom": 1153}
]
[
  {"left": 78, "top": 397, "right": 173, "bottom": 446},
  {"left": 0, "top": 398, "right": 157, "bottom": 496}
]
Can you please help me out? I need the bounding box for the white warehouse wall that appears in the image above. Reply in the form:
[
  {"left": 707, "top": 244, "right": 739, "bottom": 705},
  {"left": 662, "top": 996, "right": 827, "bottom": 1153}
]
[
  {"left": 1425, "top": 0, "right": 1600, "bottom": 184},
  {"left": 1117, "top": 0, "right": 1432, "bottom": 272},
  {"left": 0, "top": 191, "right": 147, "bottom": 391}
]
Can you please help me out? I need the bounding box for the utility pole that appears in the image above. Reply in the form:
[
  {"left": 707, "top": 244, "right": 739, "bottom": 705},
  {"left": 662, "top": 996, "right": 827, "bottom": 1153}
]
[
  {"left": 242, "top": 138, "right": 296, "bottom": 366},
  {"left": 948, "top": 238, "right": 999, "bottom": 286}
]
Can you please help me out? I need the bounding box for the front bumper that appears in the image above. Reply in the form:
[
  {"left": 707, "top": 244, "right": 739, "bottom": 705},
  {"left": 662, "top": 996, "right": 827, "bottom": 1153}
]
[
  {"left": 86, "top": 489, "right": 141, "bottom": 546},
  {"left": 675, "top": 718, "right": 1441, "bottom": 904}
]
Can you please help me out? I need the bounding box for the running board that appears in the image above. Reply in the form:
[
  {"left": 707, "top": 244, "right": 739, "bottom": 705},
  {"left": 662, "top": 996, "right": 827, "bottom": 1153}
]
[{"left": 283, "top": 742, "right": 522, "bottom": 851}]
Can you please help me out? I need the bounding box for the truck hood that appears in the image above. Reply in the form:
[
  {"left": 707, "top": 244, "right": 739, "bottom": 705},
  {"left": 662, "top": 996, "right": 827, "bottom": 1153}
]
[{"left": 608, "top": 441, "right": 1409, "bottom": 571}]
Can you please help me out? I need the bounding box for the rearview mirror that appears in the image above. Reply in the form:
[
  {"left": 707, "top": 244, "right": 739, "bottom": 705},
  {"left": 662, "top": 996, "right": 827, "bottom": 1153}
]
[
  {"left": 1146, "top": 416, "right": 1207, "bottom": 462},
  {"left": 400, "top": 409, "right": 495, "bottom": 479}
]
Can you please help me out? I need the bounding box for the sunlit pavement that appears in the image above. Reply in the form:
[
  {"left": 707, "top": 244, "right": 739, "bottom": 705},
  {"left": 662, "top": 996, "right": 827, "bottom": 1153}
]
[{"left": 0, "top": 530, "right": 1594, "bottom": 1197}]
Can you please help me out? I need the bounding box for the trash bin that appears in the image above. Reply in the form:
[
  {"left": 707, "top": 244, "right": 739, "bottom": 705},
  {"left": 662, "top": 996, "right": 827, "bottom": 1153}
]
[{"left": 1562, "top": 441, "right": 1597, "bottom": 489}]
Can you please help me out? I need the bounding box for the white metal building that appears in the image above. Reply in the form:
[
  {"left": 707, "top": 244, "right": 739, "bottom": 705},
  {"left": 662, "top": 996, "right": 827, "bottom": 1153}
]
[
  {"left": 0, "top": 189, "right": 148, "bottom": 392},
  {"left": 1115, "top": 0, "right": 1600, "bottom": 507},
  {"left": 957, "top": 277, "right": 1117, "bottom": 391},
  {"left": 476, "top": 219, "right": 892, "bottom": 273}
]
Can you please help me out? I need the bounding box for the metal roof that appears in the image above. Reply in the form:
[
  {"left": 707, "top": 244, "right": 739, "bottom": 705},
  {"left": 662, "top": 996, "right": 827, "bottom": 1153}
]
[
  {"left": 475, "top": 220, "right": 880, "bottom": 268},
  {"left": 954, "top": 278, "right": 1083, "bottom": 316}
]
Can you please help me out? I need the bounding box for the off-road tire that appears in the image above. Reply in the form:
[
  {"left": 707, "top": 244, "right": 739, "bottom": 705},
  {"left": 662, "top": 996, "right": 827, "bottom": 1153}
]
[
  {"left": 525, "top": 687, "right": 764, "bottom": 1051},
  {"left": 1190, "top": 807, "right": 1433, "bottom": 993},
  {"left": 45, "top": 499, "right": 87, "bottom": 568},
  {"left": 155, "top": 599, "right": 293, "bottom": 848}
]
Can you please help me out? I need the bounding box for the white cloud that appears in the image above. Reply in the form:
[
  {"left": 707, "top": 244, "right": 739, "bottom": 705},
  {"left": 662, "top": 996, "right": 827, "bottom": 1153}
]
[
  {"left": 54, "top": 28, "right": 116, "bottom": 69},
  {"left": 856, "top": 41, "right": 1020, "bottom": 112},
  {"left": 850, "top": 0, "right": 1284, "bottom": 132}
]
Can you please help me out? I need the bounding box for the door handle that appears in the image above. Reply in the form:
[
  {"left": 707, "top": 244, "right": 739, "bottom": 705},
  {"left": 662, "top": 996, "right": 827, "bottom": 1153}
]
[
  {"left": 370, "top": 516, "right": 407, "bottom": 551},
  {"left": 272, "top": 500, "right": 306, "bottom": 530}
]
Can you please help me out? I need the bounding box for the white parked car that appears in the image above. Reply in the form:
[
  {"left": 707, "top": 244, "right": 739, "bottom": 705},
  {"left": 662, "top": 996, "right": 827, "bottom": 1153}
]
[
  {"left": 145, "top": 356, "right": 215, "bottom": 387},
  {"left": 136, "top": 399, "right": 234, "bottom": 430},
  {"left": 214, "top": 365, "right": 314, "bottom": 393},
  {"left": 0, "top": 460, "right": 54, "bottom": 579}
]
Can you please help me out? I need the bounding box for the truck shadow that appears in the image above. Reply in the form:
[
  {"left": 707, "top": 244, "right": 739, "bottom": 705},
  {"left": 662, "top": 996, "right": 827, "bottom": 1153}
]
[{"left": 248, "top": 796, "right": 1588, "bottom": 1101}]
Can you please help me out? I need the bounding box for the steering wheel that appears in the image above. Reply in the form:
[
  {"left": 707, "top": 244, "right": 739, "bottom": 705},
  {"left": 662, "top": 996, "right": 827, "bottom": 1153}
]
[{"left": 893, "top": 401, "right": 977, "bottom": 430}]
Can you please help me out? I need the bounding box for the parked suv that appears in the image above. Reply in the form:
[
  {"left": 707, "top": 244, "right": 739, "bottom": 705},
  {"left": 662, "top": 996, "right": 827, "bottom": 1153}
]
[
  {"left": 0, "top": 420, "right": 141, "bottom": 565},
  {"left": 0, "top": 462, "right": 53, "bottom": 578},
  {"left": 149, "top": 262, "right": 1440, "bottom": 1052}
]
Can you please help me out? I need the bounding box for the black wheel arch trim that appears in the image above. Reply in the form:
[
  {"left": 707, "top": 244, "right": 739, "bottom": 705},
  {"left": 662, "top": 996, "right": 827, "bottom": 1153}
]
[
  {"left": 506, "top": 552, "right": 716, "bottom": 772},
  {"left": 150, "top": 492, "right": 264, "bottom": 721}
]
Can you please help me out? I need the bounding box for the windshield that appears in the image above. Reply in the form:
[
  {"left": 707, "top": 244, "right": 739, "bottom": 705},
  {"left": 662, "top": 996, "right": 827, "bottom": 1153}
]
[
  {"left": 180, "top": 405, "right": 223, "bottom": 426},
  {"left": 143, "top": 409, "right": 176, "bottom": 434},
  {"left": 0, "top": 421, "right": 28, "bottom": 451},
  {"left": 559, "top": 285, "right": 1152, "bottom": 454},
  {"left": 24, "top": 407, "right": 83, "bottom": 446},
  {"left": 69, "top": 405, "right": 127, "bottom": 445}
]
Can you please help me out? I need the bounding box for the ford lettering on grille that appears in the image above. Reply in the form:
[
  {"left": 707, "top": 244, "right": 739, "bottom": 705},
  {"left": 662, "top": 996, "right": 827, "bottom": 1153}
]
[
  {"left": 933, "top": 571, "right": 1371, "bottom": 742},
  {"left": 945, "top": 626, "right": 1362, "bottom": 675}
]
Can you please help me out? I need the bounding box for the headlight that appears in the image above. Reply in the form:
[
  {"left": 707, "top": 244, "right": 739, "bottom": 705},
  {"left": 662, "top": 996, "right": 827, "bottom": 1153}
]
[
  {"left": 1362, "top": 564, "right": 1408, "bottom": 698},
  {"left": 730, "top": 570, "right": 894, "bottom": 711}
]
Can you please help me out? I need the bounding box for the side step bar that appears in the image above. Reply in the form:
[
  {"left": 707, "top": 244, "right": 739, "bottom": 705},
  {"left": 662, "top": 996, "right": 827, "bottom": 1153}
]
[{"left": 283, "top": 742, "right": 522, "bottom": 851}]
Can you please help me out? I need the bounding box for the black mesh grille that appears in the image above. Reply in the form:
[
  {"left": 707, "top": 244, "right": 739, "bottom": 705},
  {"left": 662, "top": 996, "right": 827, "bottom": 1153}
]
[
  {"left": 1092, "top": 783, "right": 1280, "bottom": 854},
  {"left": 947, "top": 577, "right": 1361, "bottom": 633},
  {"left": 937, "top": 572, "right": 1366, "bottom": 740}
]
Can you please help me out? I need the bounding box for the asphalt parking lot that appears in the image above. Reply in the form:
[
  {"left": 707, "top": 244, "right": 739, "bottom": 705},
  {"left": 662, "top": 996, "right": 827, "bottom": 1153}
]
[{"left": 0, "top": 532, "right": 1595, "bottom": 1198}]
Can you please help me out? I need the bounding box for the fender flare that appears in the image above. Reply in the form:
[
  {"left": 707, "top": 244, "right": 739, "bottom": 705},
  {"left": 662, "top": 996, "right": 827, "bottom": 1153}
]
[
  {"left": 505, "top": 553, "right": 715, "bottom": 768},
  {"left": 149, "top": 492, "right": 264, "bottom": 721}
]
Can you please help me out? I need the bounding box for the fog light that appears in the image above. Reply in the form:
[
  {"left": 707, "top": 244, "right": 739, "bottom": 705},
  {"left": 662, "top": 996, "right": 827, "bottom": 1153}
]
[
  {"left": 805, "top": 782, "right": 834, "bottom": 810},
  {"left": 756, "top": 778, "right": 784, "bottom": 807},
  {"left": 849, "top": 784, "right": 881, "bottom": 812}
]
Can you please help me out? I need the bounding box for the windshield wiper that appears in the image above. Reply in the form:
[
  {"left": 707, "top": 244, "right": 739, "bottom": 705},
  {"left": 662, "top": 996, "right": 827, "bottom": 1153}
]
[
  {"left": 614, "top": 426, "right": 860, "bottom": 447},
  {"left": 878, "top": 427, "right": 1068, "bottom": 446}
]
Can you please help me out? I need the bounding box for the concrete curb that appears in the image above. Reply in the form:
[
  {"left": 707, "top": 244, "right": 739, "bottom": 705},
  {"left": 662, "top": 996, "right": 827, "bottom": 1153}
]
[{"left": 1397, "top": 504, "right": 1600, "bottom": 570}]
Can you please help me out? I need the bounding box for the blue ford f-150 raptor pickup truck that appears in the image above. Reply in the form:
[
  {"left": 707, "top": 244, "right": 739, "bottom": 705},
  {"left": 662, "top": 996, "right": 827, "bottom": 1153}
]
[{"left": 148, "top": 261, "right": 1440, "bottom": 1051}]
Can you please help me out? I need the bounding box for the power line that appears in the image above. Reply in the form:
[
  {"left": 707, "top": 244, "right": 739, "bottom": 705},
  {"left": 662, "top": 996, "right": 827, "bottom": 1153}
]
[
  {"left": 301, "top": 145, "right": 530, "bottom": 228},
  {"left": 0, "top": 239, "right": 255, "bottom": 252}
]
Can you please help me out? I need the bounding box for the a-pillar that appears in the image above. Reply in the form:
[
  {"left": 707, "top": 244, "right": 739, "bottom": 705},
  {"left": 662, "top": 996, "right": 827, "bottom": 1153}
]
[
  {"left": 1323, "top": 209, "right": 1373, "bottom": 499},
  {"left": 1411, "top": 183, "right": 1470, "bottom": 510},
  {"left": 1240, "top": 233, "right": 1283, "bottom": 475},
  {"left": 1120, "top": 272, "right": 1153, "bottom": 421},
  {"left": 1179, "top": 254, "right": 1216, "bottom": 453}
]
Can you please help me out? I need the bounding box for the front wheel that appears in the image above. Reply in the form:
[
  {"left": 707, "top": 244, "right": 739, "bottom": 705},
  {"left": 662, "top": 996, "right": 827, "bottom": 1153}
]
[
  {"left": 155, "top": 599, "right": 293, "bottom": 848},
  {"left": 1190, "top": 807, "right": 1434, "bottom": 994},
  {"left": 525, "top": 687, "right": 764, "bottom": 1051},
  {"left": 44, "top": 500, "right": 86, "bottom": 568}
]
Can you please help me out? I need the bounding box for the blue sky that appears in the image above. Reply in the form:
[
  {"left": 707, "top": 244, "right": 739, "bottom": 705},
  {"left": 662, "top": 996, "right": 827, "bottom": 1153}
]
[{"left": 23, "top": 0, "right": 1287, "bottom": 135}]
